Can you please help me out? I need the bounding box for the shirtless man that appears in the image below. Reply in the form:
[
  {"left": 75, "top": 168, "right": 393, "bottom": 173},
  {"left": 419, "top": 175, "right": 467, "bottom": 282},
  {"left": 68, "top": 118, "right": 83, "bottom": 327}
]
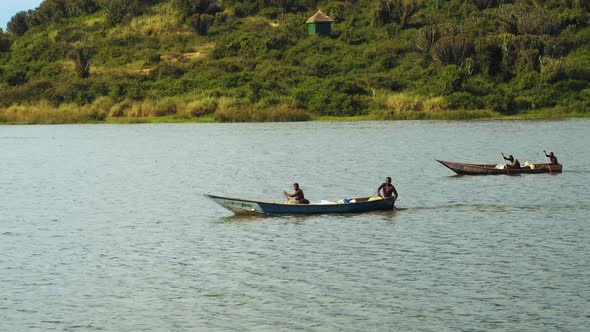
[
  {"left": 377, "top": 177, "right": 398, "bottom": 199},
  {"left": 284, "top": 183, "right": 309, "bottom": 204},
  {"left": 544, "top": 151, "right": 559, "bottom": 165},
  {"left": 502, "top": 153, "right": 521, "bottom": 169}
]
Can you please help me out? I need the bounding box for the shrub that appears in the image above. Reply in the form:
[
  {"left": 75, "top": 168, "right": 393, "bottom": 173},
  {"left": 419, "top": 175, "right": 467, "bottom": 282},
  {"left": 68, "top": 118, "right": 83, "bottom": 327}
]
[
  {"left": 446, "top": 92, "right": 484, "bottom": 110},
  {"left": 174, "top": 0, "right": 220, "bottom": 21},
  {"left": 419, "top": 65, "right": 464, "bottom": 96},
  {"left": 540, "top": 56, "right": 565, "bottom": 83},
  {"left": 472, "top": 0, "right": 502, "bottom": 10},
  {"left": 188, "top": 14, "right": 215, "bottom": 35},
  {"left": 69, "top": 47, "right": 92, "bottom": 78},
  {"left": 97, "top": 0, "right": 142, "bottom": 26},
  {"left": 517, "top": 6, "right": 558, "bottom": 36},
  {"left": 513, "top": 96, "right": 533, "bottom": 111},
  {"left": 373, "top": 0, "right": 424, "bottom": 28},
  {"left": 432, "top": 36, "right": 474, "bottom": 66},
  {"left": 416, "top": 25, "right": 442, "bottom": 53},
  {"left": 485, "top": 93, "right": 515, "bottom": 114},
  {"left": 304, "top": 77, "right": 371, "bottom": 116}
]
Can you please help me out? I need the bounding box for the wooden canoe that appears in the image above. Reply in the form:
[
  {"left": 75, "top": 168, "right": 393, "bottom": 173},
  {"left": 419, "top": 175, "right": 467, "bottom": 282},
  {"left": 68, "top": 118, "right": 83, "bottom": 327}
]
[
  {"left": 437, "top": 159, "right": 562, "bottom": 175},
  {"left": 205, "top": 194, "right": 396, "bottom": 215}
]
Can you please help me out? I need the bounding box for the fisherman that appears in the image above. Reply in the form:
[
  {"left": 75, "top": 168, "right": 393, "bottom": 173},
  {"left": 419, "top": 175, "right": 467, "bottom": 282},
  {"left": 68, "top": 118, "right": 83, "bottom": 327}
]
[
  {"left": 544, "top": 151, "right": 559, "bottom": 165},
  {"left": 502, "top": 153, "right": 521, "bottom": 169},
  {"left": 377, "top": 177, "right": 398, "bottom": 200},
  {"left": 284, "top": 183, "right": 309, "bottom": 204}
]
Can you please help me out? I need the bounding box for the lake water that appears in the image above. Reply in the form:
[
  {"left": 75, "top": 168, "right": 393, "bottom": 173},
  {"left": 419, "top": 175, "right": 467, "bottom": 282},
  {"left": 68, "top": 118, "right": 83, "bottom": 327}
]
[{"left": 1, "top": 120, "right": 589, "bottom": 331}]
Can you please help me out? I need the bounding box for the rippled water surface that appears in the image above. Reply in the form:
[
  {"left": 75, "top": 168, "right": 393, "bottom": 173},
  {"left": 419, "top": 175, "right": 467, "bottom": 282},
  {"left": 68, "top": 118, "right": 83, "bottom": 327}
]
[{"left": 1, "top": 120, "right": 589, "bottom": 331}]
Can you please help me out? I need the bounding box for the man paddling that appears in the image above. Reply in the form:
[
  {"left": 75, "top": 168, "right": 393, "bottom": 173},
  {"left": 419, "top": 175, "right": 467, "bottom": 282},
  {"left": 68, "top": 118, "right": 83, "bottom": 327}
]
[
  {"left": 284, "top": 183, "right": 309, "bottom": 204},
  {"left": 502, "top": 153, "right": 521, "bottom": 169},
  {"left": 544, "top": 151, "right": 559, "bottom": 165},
  {"left": 377, "top": 177, "right": 398, "bottom": 200}
]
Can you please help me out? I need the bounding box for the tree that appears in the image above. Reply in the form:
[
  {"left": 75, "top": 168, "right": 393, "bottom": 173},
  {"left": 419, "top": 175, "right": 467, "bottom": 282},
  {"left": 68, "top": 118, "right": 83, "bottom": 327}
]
[
  {"left": 69, "top": 48, "right": 92, "bottom": 78},
  {"left": 7, "top": 11, "right": 30, "bottom": 36},
  {"left": 65, "top": 0, "right": 101, "bottom": 16},
  {"left": 188, "top": 14, "right": 215, "bottom": 35},
  {"left": 372, "top": 0, "right": 423, "bottom": 28},
  {"left": 431, "top": 36, "right": 474, "bottom": 67},
  {"left": 174, "top": 0, "right": 220, "bottom": 22},
  {"left": 97, "top": 0, "right": 141, "bottom": 25},
  {"left": 0, "top": 30, "right": 11, "bottom": 52}
]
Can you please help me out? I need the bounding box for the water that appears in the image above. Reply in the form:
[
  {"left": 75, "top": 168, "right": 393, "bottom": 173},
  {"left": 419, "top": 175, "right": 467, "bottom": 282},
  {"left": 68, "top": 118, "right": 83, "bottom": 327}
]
[{"left": 1, "top": 120, "right": 589, "bottom": 331}]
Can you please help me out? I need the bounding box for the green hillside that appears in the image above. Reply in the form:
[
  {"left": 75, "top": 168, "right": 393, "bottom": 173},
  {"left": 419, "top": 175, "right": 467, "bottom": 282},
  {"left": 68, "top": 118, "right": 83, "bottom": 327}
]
[{"left": 0, "top": 0, "right": 589, "bottom": 123}]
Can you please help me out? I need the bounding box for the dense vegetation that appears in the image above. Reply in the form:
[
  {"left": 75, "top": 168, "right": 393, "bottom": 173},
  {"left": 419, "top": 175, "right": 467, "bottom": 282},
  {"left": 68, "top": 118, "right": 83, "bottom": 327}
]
[{"left": 0, "top": 0, "right": 589, "bottom": 123}]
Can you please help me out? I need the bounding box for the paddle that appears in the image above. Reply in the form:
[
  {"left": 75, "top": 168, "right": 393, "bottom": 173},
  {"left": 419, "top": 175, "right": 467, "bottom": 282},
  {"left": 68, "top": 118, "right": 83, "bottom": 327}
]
[
  {"left": 544, "top": 150, "right": 552, "bottom": 174},
  {"left": 501, "top": 153, "right": 510, "bottom": 175}
]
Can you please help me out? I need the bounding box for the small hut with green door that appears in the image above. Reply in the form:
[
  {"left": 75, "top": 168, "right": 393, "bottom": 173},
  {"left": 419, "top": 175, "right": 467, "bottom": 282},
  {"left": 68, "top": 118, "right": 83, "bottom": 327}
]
[{"left": 306, "top": 11, "right": 333, "bottom": 36}]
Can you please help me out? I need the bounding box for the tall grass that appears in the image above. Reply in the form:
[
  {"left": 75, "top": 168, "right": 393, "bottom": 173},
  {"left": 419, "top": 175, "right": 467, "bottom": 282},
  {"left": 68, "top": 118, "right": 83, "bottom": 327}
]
[
  {"left": 0, "top": 97, "right": 582, "bottom": 125},
  {"left": 370, "top": 92, "right": 499, "bottom": 120},
  {"left": 178, "top": 97, "right": 218, "bottom": 118},
  {"left": 0, "top": 101, "right": 103, "bottom": 124},
  {"left": 372, "top": 92, "right": 449, "bottom": 119}
]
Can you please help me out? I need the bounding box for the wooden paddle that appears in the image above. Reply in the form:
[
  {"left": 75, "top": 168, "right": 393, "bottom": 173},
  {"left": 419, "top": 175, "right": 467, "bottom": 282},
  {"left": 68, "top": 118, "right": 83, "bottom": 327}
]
[{"left": 501, "top": 153, "right": 510, "bottom": 175}]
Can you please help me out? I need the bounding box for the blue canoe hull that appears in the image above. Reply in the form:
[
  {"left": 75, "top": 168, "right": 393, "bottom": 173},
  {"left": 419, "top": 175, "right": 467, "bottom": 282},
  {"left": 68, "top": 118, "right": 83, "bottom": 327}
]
[{"left": 206, "top": 194, "right": 396, "bottom": 215}]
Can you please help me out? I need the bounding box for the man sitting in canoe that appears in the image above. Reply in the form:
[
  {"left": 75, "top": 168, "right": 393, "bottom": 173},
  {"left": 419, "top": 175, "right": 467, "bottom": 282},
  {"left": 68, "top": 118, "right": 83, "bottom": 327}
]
[
  {"left": 377, "top": 177, "right": 398, "bottom": 200},
  {"left": 284, "top": 183, "right": 309, "bottom": 204},
  {"left": 502, "top": 153, "right": 521, "bottom": 169},
  {"left": 544, "top": 151, "right": 559, "bottom": 165}
]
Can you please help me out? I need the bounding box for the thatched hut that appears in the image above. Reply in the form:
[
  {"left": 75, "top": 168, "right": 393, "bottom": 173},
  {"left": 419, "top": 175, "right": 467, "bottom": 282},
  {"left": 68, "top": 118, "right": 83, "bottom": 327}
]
[{"left": 306, "top": 11, "right": 333, "bottom": 36}]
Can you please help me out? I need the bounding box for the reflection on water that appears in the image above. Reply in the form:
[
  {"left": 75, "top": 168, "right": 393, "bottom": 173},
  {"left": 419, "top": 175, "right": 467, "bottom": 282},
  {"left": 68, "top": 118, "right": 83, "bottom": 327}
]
[{"left": 1, "top": 120, "right": 589, "bottom": 331}]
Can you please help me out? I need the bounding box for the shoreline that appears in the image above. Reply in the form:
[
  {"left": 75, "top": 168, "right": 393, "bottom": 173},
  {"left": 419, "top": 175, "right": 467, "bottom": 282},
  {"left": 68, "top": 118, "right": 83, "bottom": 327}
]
[{"left": 0, "top": 109, "right": 588, "bottom": 125}]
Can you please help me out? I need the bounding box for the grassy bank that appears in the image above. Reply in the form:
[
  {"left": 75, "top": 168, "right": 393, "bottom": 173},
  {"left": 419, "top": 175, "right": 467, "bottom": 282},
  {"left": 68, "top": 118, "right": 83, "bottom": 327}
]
[
  {"left": 1, "top": 1, "right": 589, "bottom": 123},
  {"left": 0, "top": 100, "right": 588, "bottom": 125}
]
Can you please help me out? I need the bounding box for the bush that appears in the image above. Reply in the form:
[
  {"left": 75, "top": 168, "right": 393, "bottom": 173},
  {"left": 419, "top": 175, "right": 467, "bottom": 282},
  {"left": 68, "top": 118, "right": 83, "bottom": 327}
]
[
  {"left": 188, "top": 14, "right": 215, "bottom": 35},
  {"left": 69, "top": 47, "right": 92, "bottom": 78},
  {"left": 446, "top": 92, "right": 484, "bottom": 110},
  {"left": 304, "top": 77, "right": 371, "bottom": 116},
  {"left": 431, "top": 36, "right": 474, "bottom": 66},
  {"left": 485, "top": 93, "right": 515, "bottom": 114},
  {"left": 420, "top": 65, "right": 464, "bottom": 96},
  {"left": 175, "top": 0, "right": 220, "bottom": 22},
  {"left": 540, "top": 56, "right": 565, "bottom": 83},
  {"left": 416, "top": 25, "right": 442, "bottom": 53},
  {"left": 373, "top": 0, "right": 424, "bottom": 28},
  {"left": 97, "top": 0, "right": 142, "bottom": 26}
]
